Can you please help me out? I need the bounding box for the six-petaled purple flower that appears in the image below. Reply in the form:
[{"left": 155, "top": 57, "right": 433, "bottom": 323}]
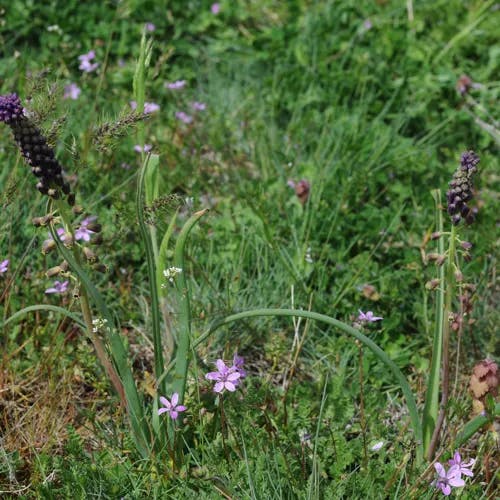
[
  {"left": 134, "top": 144, "right": 152, "bottom": 153},
  {"left": 206, "top": 359, "right": 242, "bottom": 393},
  {"left": 130, "top": 101, "right": 160, "bottom": 114},
  {"left": 45, "top": 280, "right": 69, "bottom": 294},
  {"left": 175, "top": 111, "right": 193, "bottom": 124},
  {"left": 357, "top": 310, "right": 383, "bottom": 323},
  {"left": 63, "top": 83, "right": 81, "bottom": 100},
  {"left": 0, "top": 259, "right": 9, "bottom": 274},
  {"left": 191, "top": 102, "right": 206, "bottom": 111},
  {"left": 78, "top": 50, "right": 99, "bottom": 73},
  {"left": 165, "top": 80, "right": 186, "bottom": 90},
  {"left": 158, "top": 392, "right": 186, "bottom": 420},
  {"left": 432, "top": 462, "right": 465, "bottom": 496},
  {"left": 75, "top": 216, "right": 97, "bottom": 242},
  {"left": 448, "top": 451, "right": 475, "bottom": 478}
]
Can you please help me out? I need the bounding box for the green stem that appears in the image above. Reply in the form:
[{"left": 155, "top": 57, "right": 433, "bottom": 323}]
[
  {"left": 136, "top": 158, "right": 165, "bottom": 395},
  {"left": 171, "top": 209, "right": 209, "bottom": 402},
  {"left": 427, "top": 223, "right": 457, "bottom": 460},
  {"left": 201, "top": 308, "right": 423, "bottom": 464},
  {"left": 422, "top": 189, "right": 445, "bottom": 455}
]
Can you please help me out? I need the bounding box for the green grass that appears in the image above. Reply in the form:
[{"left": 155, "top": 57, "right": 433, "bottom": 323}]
[{"left": 1, "top": 0, "right": 498, "bottom": 498}]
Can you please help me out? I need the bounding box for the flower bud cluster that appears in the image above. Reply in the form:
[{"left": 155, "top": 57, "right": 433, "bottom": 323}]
[
  {"left": 0, "top": 93, "right": 73, "bottom": 203},
  {"left": 446, "top": 151, "right": 479, "bottom": 225}
]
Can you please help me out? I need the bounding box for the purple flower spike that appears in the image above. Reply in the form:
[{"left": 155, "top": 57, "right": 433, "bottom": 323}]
[
  {"left": 433, "top": 462, "right": 465, "bottom": 496},
  {"left": 357, "top": 310, "right": 383, "bottom": 323},
  {"left": 158, "top": 392, "right": 186, "bottom": 420},
  {"left": 206, "top": 359, "right": 241, "bottom": 393},
  {"left": 0, "top": 93, "right": 24, "bottom": 124},
  {"left": 45, "top": 280, "right": 69, "bottom": 294},
  {"left": 0, "top": 259, "right": 9, "bottom": 274}
]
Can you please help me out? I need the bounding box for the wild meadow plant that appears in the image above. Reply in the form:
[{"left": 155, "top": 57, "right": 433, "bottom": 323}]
[{"left": 1, "top": 34, "right": 498, "bottom": 496}]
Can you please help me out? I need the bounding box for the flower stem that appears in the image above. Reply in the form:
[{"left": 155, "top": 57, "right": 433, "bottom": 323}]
[{"left": 427, "top": 223, "right": 457, "bottom": 460}]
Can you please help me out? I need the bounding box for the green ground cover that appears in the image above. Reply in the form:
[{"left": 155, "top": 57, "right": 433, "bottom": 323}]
[{"left": 0, "top": 1, "right": 498, "bottom": 498}]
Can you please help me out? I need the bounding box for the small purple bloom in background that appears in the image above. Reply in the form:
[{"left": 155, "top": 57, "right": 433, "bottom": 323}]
[
  {"left": 357, "top": 310, "right": 383, "bottom": 323},
  {"left": 0, "top": 259, "right": 9, "bottom": 274},
  {"left": 129, "top": 101, "right": 160, "bottom": 114},
  {"left": 63, "top": 83, "right": 81, "bottom": 100},
  {"left": 191, "top": 101, "right": 206, "bottom": 111},
  {"left": 145, "top": 22, "right": 156, "bottom": 32},
  {"left": 158, "top": 392, "right": 186, "bottom": 420},
  {"left": 232, "top": 353, "right": 246, "bottom": 378},
  {"left": 448, "top": 451, "right": 475, "bottom": 477},
  {"left": 134, "top": 144, "right": 152, "bottom": 153},
  {"left": 370, "top": 441, "right": 384, "bottom": 451},
  {"left": 362, "top": 19, "right": 373, "bottom": 31},
  {"left": 206, "top": 359, "right": 241, "bottom": 393},
  {"left": 165, "top": 80, "right": 186, "bottom": 90},
  {"left": 78, "top": 50, "right": 99, "bottom": 73},
  {"left": 75, "top": 216, "right": 97, "bottom": 242},
  {"left": 120, "top": 162, "right": 131, "bottom": 170},
  {"left": 175, "top": 111, "right": 193, "bottom": 124},
  {"left": 45, "top": 280, "right": 69, "bottom": 295},
  {"left": 432, "top": 462, "right": 465, "bottom": 496},
  {"left": 46, "top": 227, "right": 67, "bottom": 243},
  {"left": 211, "top": 3, "right": 220, "bottom": 14}
]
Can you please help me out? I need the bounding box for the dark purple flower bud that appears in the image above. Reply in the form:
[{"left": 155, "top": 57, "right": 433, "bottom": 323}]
[
  {"left": 0, "top": 93, "right": 74, "bottom": 204},
  {"left": 446, "top": 151, "right": 480, "bottom": 226},
  {"left": 0, "top": 93, "right": 24, "bottom": 124}
]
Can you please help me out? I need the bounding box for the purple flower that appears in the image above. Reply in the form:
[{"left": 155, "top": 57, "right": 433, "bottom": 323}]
[
  {"left": 232, "top": 353, "right": 246, "bottom": 378},
  {"left": 175, "top": 111, "right": 193, "bottom": 124},
  {"left": 145, "top": 22, "right": 156, "bottom": 32},
  {"left": 205, "top": 359, "right": 241, "bottom": 393},
  {"left": 158, "top": 392, "right": 186, "bottom": 420},
  {"left": 78, "top": 50, "right": 99, "bottom": 73},
  {"left": 75, "top": 216, "right": 97, "bottom": 242},
  {"left": 191, "top": 101, "right": 206, "bottom": 111},
  {"left": 211, "top": 3, "right": 220, "bottom": 14},
  {"left": 357, "top": 310, "right": 383, "bottom": 323},
  {"left": 134, "top": 144, "right": 152, "bottom": 153},
  {"left": 165, "top": 80, "right": 186, "bottom": 90},
  {"left": 432, "top": 463, "right": 465, "bottom": 496},
  {"left": 0, "top": 259, "right": 9, "bottom": 274},
  {"left": 46, "top": 227, "right": 67, "bottom": 242},
  {"left": 129, "top": 101, "right": 160, "bottom": 114},
  {"left": 362, "top": 19, "right": 373, "bottom": 31},
  {"left": 448, "top": 451, "right": 475, "bottom": 477},
  {"left": 63, "top": 83, "right": 81, "bottom": 100},
  {"left": 45, "top": 280, "right": 69, "bottom": 295}
]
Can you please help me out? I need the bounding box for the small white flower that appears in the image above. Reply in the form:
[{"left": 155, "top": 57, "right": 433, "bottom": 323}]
[
  {"left": 162, "top": 267, "right": 183, "bottom": 284},
  {"left": 92, "top": 317, "right": 108, "bottom": 333},
  {"left": 305, "top": 247, "right": 314, "bottom": 264}
]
